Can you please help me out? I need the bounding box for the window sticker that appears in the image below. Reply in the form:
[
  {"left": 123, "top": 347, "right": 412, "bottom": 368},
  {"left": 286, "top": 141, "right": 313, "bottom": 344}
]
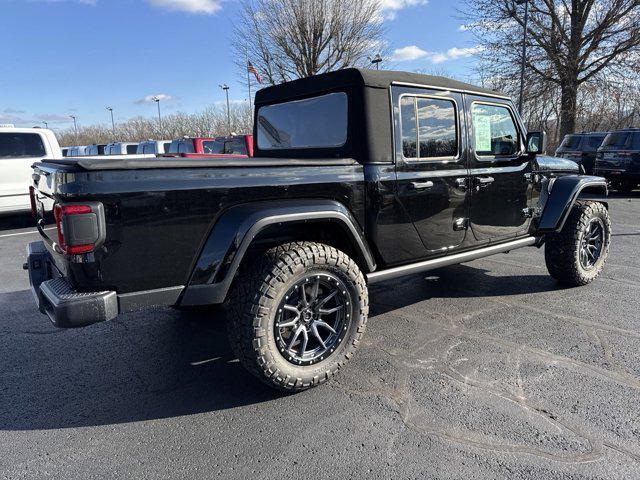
[{"left": 473, "top": 111, "right": 492, "bottom": 152}]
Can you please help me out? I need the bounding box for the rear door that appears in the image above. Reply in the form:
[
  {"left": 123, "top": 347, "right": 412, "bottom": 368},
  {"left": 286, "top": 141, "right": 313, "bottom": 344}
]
[
  {"left": 393, "top": 86, "right": 470, "bottom": 253},
  {"left": 0, "top": 132, "right": 47, "bottom": 212},
  {"left": 465, "top": 96, "right": 533, "bottom": 242}
]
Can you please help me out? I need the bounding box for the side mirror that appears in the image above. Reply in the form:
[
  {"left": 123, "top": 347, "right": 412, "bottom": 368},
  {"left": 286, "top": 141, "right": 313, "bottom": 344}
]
[{"left": 526, "top": 131, "right": 546, "bottom": 155}]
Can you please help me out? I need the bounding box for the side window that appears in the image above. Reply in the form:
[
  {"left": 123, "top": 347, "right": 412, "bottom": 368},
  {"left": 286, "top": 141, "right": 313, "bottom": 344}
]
[
  {"left": 471, "top": 103, "right": 519, "bottom": 157},
  {"left": 417, "top": 98, "right": 457, "bottom": 158},
  {"left": 400, "top": 97, "right": 417, "bottom": 158},
  {"left": 126, "top": 145, "right": 137, "bottom": 154},
  {"left": 400, "top": 96, "right": 457, "bottom": 159}
]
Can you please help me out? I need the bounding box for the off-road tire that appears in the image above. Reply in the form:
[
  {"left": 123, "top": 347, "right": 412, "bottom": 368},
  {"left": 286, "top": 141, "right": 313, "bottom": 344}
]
[
  {"left": 226, "top": 242, "right": 368, "bottom": 392},
  {"left": 544, "top": 201, "right": 611, "bottom": 286}
]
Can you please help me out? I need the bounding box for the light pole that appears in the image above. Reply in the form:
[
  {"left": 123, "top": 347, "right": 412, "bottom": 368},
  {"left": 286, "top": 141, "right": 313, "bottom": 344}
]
[
  {"left": 69, "top": 115, "right": 78, "bottom": 135},
  {"left": 516, "top": 0, "right": 529, "bottom": 114},
  {"left": 368, "top": 54, "right": 383, "bottom": 70},
  {"left": 152, "top": 96, "right": 162, "bottom": 134},
  {"left": 219, "top": 84, "right": 231, "bottom": 135},
  {"left": 106, "top": 106, "right": 115, "bottom": 136},
  {"left": 41, "top": 121, "right": 48, "bottom": 129}
]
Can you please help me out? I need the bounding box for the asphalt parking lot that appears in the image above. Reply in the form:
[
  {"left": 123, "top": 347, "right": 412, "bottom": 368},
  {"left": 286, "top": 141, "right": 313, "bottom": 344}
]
[{"left": 1, "top": 195, "right": 639, "bottom": 479}]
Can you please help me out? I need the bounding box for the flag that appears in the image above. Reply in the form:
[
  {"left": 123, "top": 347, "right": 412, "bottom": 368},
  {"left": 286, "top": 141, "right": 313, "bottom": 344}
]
[{"left": 247, "top": 61, "right": 263, "bottom": 84}]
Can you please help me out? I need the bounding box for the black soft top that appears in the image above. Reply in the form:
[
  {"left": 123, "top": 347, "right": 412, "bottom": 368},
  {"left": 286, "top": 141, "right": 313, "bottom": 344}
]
[{"left": 255, "top": 68, "right": 506, "bottom": 105}]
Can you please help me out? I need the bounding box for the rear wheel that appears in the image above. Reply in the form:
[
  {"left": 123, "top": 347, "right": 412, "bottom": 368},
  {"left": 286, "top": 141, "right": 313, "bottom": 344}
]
[
  {"left": 544, "top": 202, "right": 611, "bottom": 286},
  {"left": 226, "top": 242, "right": 368, "bottom": 392}
]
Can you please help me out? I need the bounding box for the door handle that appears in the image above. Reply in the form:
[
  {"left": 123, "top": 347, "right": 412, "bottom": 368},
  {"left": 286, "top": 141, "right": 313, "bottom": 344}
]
[
  {"left": 476, "top": 176, "right": 495, "bottom": 186},
  {"left": 409, "top": 181, "right": 434, "bottom": 190}
]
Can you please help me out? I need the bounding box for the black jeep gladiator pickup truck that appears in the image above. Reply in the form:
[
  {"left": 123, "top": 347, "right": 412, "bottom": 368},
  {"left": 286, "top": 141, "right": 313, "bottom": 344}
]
[{"left": 26, "top": 69, "right": 611, "bottom": 391}]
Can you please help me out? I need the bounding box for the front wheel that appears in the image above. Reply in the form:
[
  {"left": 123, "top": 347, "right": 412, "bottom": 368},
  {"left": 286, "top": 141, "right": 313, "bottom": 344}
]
[
  {"left": 544, "top": 202, "right": 611, "bottom": 286},
  {"left": 226, "top": 242, "right": 368, "bottom": 392}
]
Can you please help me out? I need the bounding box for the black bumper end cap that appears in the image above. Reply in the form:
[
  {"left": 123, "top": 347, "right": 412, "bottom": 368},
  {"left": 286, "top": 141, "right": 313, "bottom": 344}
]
[{"left": 40, "top": 277, "right": 118, "bottom": 328}]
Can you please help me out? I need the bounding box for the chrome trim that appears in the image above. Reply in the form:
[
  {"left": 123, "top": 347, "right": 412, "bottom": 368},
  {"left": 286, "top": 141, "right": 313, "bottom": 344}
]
[
  {"left": 392, "top": 81, "right": 511, "bottom": 100},
  {"left": 367, "top": 237, "right": 537, "bottom": 284}
]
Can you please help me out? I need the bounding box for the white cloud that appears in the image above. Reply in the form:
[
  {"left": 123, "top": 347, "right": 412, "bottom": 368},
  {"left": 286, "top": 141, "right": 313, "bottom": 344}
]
[
  {"left": 391, "top": 44, "right": 483, "bottom": 64},
  {"left": 428, "top": 46, "right": 484, "bottom": 64},
  {"left": 135, "top": 94, "right": 173, "bottom": 104},
  {"left": 146, "top": 0, "right": 222, "bottom": 14},
  {"left": 380, "top": 0, "right": 428, "bottom": 20},
  {"left": 391, "top": 45, "right": 429, "bottom": 62}
]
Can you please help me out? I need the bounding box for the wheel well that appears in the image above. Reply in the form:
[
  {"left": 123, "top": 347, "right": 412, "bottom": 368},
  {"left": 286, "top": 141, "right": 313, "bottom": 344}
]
[
  {"left": 247, "top": 219, "right": 373, "bottom": 273},
  {"left": 578, "top": 184, "right": 609, "bottom": 209}
]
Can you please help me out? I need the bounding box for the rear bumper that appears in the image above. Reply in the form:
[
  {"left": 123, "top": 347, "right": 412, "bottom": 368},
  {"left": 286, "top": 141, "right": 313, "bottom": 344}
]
[
  {"left": 26, "top": 241, "right": 184, "bottom": 328},
  {"left": 25, "top": 241, "right": 117, "bottom": 328},
  {"left": 594, "top": 169, "right": 640, "bottom": 181}
]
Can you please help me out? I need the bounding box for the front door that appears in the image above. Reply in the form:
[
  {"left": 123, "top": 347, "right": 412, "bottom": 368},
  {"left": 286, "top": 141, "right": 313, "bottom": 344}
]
[
  {"left": 393, "top": 86, "right": 470, "bottom": 253},
  {"left": 464, "top": 97, "right": 533, "bottom": 242}
]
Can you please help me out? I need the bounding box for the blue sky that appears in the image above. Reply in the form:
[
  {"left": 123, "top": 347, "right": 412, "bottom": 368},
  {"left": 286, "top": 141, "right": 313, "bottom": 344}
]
[{"left": 0, "top": 0, "right": 481, "bottom": 130}]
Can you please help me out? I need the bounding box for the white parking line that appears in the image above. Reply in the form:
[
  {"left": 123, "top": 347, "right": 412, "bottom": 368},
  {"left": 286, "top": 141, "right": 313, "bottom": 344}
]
[{"left": 0, "top": 227, "right": 55, "bottom": 239}]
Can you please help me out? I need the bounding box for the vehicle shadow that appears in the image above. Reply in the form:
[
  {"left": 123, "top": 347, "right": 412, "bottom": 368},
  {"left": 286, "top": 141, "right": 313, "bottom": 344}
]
[
  {"left": 0, "top": 263, "right": 563, "bottom": 431},
  {"left": 369, "top": 263, "right": 562, "bottom": 317},
  {"left": 0, "top": 290, "right": 281, "bottom": 431}
]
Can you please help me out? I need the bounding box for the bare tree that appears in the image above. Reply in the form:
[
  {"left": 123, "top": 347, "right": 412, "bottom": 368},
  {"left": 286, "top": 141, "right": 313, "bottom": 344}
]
[
  {"left": 56, "top": 103, "right": 253, "bottom": 147},
  {"left": 233, "top": 0, "right": 385, "bottom": 85},
  {"left": 462, "top": 0, "right": 640, "bottom": 138}
]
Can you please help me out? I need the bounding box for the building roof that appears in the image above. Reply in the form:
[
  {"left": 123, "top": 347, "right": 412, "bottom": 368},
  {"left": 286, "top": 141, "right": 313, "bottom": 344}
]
[{"left": 255, "top": 68, "right": 507, "bottom": 104}]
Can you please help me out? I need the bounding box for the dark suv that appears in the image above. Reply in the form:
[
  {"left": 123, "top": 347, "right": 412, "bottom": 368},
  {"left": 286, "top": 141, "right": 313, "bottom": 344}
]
[
  {"left": 555, "top": 132, "right": 607, "bottom": 175},
  {"left": 594, "top": 128, "right": 640, "bottom": 193}
]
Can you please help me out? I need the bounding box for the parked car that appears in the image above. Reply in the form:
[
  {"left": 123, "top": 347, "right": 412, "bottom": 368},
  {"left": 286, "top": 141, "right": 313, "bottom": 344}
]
[
  {"left": 555, "top": 132, "right": 608, "bottom": 174},
  {"left": 66, "top": 146, "right": 87, "bottom": 157},
  {"left": 0, "top": 126, "right": 61, "bottom": 214},
  {"left": 104, "top": 142, "right": 139, "bottom": 155},
  {"left": 165, "top": 135, "right": 253, "bottom": 157},
  {"left": 26, "top": 69, "right": 610, "bottom": 392},
  {"left": 84, "top": 144, "right": 107, "bottom": 156},
  {"left": 594, "top": 128, "right": 640, "bottom": 193},
  {"left": 137, "top": 140, "right": 171, "bottom": 155}
]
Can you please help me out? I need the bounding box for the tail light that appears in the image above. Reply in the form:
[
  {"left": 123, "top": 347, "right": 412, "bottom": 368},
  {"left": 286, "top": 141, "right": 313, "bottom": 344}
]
[{"left": 53, "top": 202, "right": 105, "bottom": 255}]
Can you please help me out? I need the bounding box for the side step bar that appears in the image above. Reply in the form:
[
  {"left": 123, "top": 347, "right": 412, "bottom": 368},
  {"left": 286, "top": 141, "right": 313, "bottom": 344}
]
[{"left": 367, "top": 236, "right": 537, "bottom": 284}]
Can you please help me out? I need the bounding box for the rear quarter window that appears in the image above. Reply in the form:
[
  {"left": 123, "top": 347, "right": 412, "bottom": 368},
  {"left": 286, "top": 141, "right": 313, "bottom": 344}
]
[
  {"left": 0, "top": 133, "right": 46, "bottom": 158},
  {"left": 257, "top": 92, "right": 348, "bottom": 150}
]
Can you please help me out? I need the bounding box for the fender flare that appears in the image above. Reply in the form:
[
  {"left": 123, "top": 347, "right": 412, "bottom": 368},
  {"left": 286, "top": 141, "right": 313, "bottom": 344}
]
[
  {"left": 536, "top": 175, "right": 608, "bottom": 233},
  {"left": 179, "top": 199, "right": 375, "bottom": 306}
]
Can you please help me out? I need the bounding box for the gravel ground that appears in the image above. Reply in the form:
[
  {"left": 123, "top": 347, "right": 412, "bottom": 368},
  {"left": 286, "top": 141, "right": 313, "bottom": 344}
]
[{"left": 1, "top": 195, "right": 639, "bottom": 479}]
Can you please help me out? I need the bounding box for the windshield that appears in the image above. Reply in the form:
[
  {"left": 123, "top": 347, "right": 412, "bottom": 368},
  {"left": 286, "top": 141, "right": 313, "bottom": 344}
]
[
  {"left": 585, "top": 135, "right": 606, "bottom": 151},
  {"left": 169, "top": 140, "right": 195, "bottom": 154},
  {"left": 559, "top": 135, "right": 581, "bottom": 150},
  {"left": 0, "top": 133, "right": 46, "bottom": 158},
  {"left": 202, "top": 140, "right": 225, "bottom": 154},
  {"left": 257, "top": 92, "right": 348, "bottom": 150},
  {"left": 602, "top": 131, "right": 632, "bottom": 149}
]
